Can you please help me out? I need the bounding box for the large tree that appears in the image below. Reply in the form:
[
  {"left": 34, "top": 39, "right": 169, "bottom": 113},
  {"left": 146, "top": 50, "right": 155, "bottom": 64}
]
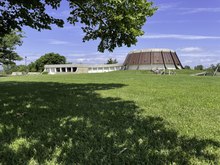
[
  {"left": 35, "top": 53, "right": 66, "bottom": 72},
  {"left": 0, "top": 0, "right": 156, "bottom": 52},
  {"left": 0, "top": 31, "right": 23, "bottom": 65}
]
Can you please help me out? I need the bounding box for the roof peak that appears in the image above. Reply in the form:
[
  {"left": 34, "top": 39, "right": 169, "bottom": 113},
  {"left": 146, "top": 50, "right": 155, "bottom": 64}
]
[{"left": 129, "top": 48, "right": 175, "bottom": 54}]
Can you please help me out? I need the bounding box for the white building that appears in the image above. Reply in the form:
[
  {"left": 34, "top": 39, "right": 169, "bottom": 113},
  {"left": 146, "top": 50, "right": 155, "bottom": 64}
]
[
  {"left": 44, "top": 48, "right": 184, "bottom": 74},
  {"left": 44, "top": 64, "right": 123, "bottom": 74}
]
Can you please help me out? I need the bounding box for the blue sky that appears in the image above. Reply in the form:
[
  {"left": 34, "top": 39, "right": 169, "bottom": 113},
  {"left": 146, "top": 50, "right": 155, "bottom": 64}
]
[{"left": 16, "top": 0, "right": 220, "bottom": 67}]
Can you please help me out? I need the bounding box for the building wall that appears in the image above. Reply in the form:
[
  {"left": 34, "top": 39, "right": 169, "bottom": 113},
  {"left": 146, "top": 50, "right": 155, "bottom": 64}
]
[
  {"left": 77, "top": 67, "right": 88, "bottom": 73},
  {"left": 126, "top": 64, "right": 168, "bottom": 70},
  {"left": 44, "top": 64, "right": 123, "bottom": 74},
  {"left": 165, "top": 64, "right": 177, "bottom": 70},
  {"left": 124, "top": 49, "right": 183, "bottom": 70}
]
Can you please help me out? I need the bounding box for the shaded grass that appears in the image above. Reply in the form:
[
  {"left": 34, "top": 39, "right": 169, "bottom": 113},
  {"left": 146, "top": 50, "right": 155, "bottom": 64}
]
[{"left": 0, "top": 71, "right": 220, "bottom": 164}]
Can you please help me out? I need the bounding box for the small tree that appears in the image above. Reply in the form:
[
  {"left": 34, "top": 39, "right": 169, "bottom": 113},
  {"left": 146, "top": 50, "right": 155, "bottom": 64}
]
[
  {"left": 194, "top": 65, "right": 204, "bottom": 70},
  {"left": 216, "top": 63, "right": 220, "bottom": 72},
  {"left": 28, "top": 62, "right": 37, "bottom": 72},
  {"left": 184, "top": 65, "right": 191, "bottom": 69},
  {"left": 13, "top": 65, "right": 28, "bottom": 72},
  {"left": 106, "top": 58, "right": 118, "bottom": 64},
  {"left": 209, "top": 63, "right": 220, "bottom": 72},
  {"left": 0, "top": 31, "right": 23, "bottom": 68}
]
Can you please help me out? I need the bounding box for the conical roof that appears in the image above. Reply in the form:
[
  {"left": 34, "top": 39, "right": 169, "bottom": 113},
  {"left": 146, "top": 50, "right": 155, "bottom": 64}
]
[{"left": 124, "top": 48, "right": 183, "bottom": 70}]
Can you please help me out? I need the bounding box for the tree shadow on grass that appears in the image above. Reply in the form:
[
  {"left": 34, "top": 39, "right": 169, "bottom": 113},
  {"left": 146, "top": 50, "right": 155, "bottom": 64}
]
[{"left": 0, "top": 82, "right": 219, "bottom": 164}]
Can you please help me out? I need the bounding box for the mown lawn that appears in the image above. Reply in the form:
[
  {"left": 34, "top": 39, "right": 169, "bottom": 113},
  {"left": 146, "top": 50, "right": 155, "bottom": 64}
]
[{"left": 0, "top": 71, "right": 220, "bottom": 164}]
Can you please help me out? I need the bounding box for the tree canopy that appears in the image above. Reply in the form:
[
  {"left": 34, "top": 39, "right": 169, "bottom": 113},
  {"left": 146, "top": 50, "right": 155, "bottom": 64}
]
[
  {"left": 184, "top": 65, "right": 191, "bottom": 69},
  {"left": 194, "top": 65, "right": 204, "bottom": 71},
  {"left": 0, "top": 0, "right": 156, "bottom": 52},
  {"left": 34, "top": 53, "right": 66, "bottom": 72},
  {"left": 0, "top": 31, "right": 23, "bottom": 65},
  {"left": 106, "top": 58, "right": 118, "bottom": 64},
  {"left": 208, "top": 63, "right": 220, "bottom": 72}
]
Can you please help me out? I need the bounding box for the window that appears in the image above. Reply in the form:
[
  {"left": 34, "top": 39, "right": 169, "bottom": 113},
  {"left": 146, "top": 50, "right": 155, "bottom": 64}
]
[
  {"left": 67, "top": 67, "right": 71, "bottom": 72},
  {"left": 72, "top": 67, "right": 77, "bottom": 72},
  {"left": 56, "top": 68, "right": 60, "bottom": 72}
]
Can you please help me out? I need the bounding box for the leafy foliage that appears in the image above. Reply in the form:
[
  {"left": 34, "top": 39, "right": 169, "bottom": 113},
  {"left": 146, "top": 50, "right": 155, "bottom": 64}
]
[
  {"left": 208, "top": 63, "right": 220, "bottom": 72},
  {"left": 184, "top": 65, "right": 191, "bottom": 69},
  {"left": 68, "top": 0, "right": 157, "bottom": 52},
  {"left": 106, "top": 58, "right": 118, "bottom": 64},
  {"left": 0, "top": 0, "right": 157, "bottom": 52},
  {"left": 2, "top": 64, "right": 27, "bottom": 74},
  {"left": 34, "top": 53, "right": 66, "bottom": 72},
  {"left": 0, "top": 0, "right": 64, "bottom": 36},
  {"left": 0, "top": 31, "right": 23, "bottom": 65},
  {"left": 28, "top": 62, "right": 38, "bottom": 72},
  {"left": 194, "top": 65, "right": 204, "bottom": 70}
]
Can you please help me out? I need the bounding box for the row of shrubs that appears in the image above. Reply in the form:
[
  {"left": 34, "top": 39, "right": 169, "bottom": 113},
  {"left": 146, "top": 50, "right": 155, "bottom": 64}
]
[{"left": 184, "top": 63, "right": 220, "bottom": 72}]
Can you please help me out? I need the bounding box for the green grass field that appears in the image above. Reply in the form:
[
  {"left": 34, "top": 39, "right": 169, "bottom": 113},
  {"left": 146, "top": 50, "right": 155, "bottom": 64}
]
[{"left": 0, "top": 71, "right": 220, "bottom": 164}]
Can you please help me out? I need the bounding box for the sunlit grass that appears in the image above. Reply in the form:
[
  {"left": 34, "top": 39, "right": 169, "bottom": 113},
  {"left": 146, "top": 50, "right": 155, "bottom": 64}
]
[{"left": 0, "top": 71, "right": 220, "bottom": 164}]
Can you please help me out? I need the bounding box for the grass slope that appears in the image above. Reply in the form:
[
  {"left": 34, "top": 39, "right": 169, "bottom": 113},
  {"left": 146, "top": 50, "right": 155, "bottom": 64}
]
[{"left": 0, "top": 71, "right": 220, "bottom": 164}]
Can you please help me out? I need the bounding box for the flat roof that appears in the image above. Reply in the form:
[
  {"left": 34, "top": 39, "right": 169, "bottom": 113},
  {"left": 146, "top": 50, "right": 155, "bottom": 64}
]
[
  {"left": 129, "top": 48, "right": 175, "bottom": 54},
  {"left": 45, "top": 63, "right": 123, "bottom": 68}
]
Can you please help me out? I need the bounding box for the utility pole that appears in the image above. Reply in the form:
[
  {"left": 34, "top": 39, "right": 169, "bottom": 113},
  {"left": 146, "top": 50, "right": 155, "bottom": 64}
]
[{"left": 25, "top": 56, "right": 27, "bottom": 74}]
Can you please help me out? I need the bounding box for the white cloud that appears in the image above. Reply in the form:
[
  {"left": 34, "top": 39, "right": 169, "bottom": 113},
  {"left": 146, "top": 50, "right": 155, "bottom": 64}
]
[
  {"left": 140, "top": 34, "right": 220, "bottom": 40},
  {"left": 49, "top": 39, "right": 70, "bottom": 45},
  {"left": 154, "top": 3, "right": 220, "bottom": 15},
  {"left": 180, "top": 56, "right": 220, "bottom": 67},
  {"left": 148, "top": 20, "right": 186, "bottom": 24},
  {"left": 182, "top": 60, "right": 193, "bottom": 64},
  {"left": 154, "top": 4, "right": 220, "bottom": 15},
  {"left": 48, "top": 39, "right": 80, "bottom": 46},
  {"left": 64, "top": 50, "right": 127, "bottom": 64},
  {"left": 181, "top": 8, "right": 220, "bottom": 14},
  {"left": 200, "top": 58, "right": 213, "bottom": 63},
  {"left": 157, "top": 4, "right": 176, "bottom": 11},
  {"left": 179, "top": 53, "right": 219, "bottom": 58},
  {"left": 177, "top": 47, "right": 220, "bottom": 67},
  {"left": 65, "top": 53, "right": 88, "bottom": 58},
  {"left": 156, "top": 2, "right": 180, "bottom": 11},
  {"left": 178, "top": 47, "right": 203, "bottom": 53},
  {"left": 148, "top": 20, "right": 218, "bottom": 24}
]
